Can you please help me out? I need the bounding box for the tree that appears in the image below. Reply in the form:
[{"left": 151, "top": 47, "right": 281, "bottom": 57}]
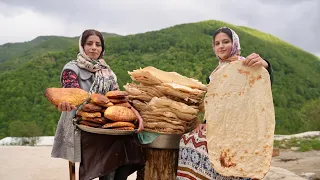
[{"left": 301, "top": 99, "right": 320, "bottom": 131}]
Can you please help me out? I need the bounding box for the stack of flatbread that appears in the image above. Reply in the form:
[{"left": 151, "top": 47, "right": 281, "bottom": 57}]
[
  {"left": 124, "top": 66, "right": 207, "bottom": 134},
  {"left": 45, "top": 88, "right": 137, "bottom": 131}
]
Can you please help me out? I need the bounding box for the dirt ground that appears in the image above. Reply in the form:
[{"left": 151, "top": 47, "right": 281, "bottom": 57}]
[
  {"left": 0, "top": 146, "right": 319, "bottom": 180},
  {"left": 0, "top": 146, "right": 136, "bottom": 180},
  {"left": 271, "top": 149, "right": 320, "bottom": 178}
]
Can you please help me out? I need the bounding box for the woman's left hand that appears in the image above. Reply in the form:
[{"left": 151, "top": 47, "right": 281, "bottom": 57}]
[
  {"left": 243, "top": 53, "right": 268, "bottom": 68},
  {"left": 135, "top": 114, "right": 144, "bottom": 133},
  {"left": 129, "top": 105, "right": 144, "bottom": 133}
]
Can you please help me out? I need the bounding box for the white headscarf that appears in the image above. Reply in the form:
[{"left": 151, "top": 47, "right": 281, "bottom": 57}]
[
  {"left": 209, "top": 27, "right": 245, "bottom": 81},
  {"left": 212, "top": 27, "right": 245, "bottom": 63}
]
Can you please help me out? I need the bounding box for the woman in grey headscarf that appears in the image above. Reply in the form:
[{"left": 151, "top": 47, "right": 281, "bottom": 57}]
[{"left": 51, "top": 29, "right": 145, "bottom": 180}]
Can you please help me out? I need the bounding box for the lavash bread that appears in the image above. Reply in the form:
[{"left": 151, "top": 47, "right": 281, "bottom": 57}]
[
  {"left": 45, "top": 88, "right": 88, "bottom": 106},
  {"left": 125, "top": 66, "right": 205, "bottom": 134},
  {"left": 149, "top": 97, "right": 198, "bottom": 116},
  {"left": 128, "top": 66, "right": 207, "bottom": 90},
  {"left": 204, "top": 61, "right": 275, "bottom": 179}
]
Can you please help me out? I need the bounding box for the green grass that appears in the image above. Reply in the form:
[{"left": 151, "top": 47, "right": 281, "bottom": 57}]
[{"left": 274, "top": 137, "right": 320, "bottom": 152}]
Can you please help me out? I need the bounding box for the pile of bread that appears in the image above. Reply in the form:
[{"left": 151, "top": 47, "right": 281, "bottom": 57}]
[
  {"left": 45, "top": 88, "right": 137, "bottom": 130},
  {"left": 124, "top": 66, "right": 207, "bottom": 134}
]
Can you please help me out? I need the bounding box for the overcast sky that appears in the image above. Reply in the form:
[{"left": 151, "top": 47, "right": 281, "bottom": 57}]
[{"left": 1, "top": 0, "right": 319, "bottom": 57}]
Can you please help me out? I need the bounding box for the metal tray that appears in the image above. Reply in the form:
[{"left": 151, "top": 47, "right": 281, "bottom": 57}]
[
  {"left": 146, "top": 133, "right": 183, "bottom": 149},
  {"left": 76, "top": 124, "right": 136, "bottom": 135}
]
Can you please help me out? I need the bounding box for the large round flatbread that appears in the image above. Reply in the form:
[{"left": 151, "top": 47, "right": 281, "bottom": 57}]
[{"left": 204, "top": 61, "right": 275, "bottom": 179}]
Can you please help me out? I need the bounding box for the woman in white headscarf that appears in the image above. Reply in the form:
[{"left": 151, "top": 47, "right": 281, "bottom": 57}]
[
  {"left": 210, "top": 26, "right": 271, "bottom": 79},
  {"left": 51, "top": 29, "right": 145, "bottom": 180},
  {"left": 200, "top": 26, "right": 274, "bottom": 132},
  {"left": 177, "top": 27, "right": 273, "bottom": 180}
]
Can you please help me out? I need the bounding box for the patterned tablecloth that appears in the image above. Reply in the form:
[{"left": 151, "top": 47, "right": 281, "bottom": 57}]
[{"left": 176, "top": 130, "right": 251, "bottom": 180}]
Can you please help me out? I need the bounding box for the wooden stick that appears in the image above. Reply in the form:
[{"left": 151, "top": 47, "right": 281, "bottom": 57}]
[{"left": 69, "top": 161, "right": 75, "bottom": 180}]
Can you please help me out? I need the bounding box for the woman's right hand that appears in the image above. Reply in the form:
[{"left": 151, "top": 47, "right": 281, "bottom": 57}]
[{"left": 55, "top": 102, "right": 76, "bottom": 112}]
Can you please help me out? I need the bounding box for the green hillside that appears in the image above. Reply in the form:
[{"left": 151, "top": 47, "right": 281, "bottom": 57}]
[
  {"left": 0, "top": 20, "right": 319, "bottom": 139},
  {"left": 0, "top": 33, "right": 120, "bottom": 72}
]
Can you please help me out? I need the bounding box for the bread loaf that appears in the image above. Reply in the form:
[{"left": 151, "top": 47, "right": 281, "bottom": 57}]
[
  {"left": 45, "top": 88, "right": 88, "bottom": 106},
  {"left": 109, "top": 97, "right": 129, "bottom": 104},
  {"left": 102, "top": 122, "right": 135, "bottom": 129},
  {"left": 114, "top": 102, "right": 132, "bottom": 108},
  {"left": 77, "top": 111, "right": 101, "bottom": 118},
  {"left": 82, "top": 103, "right": 103, "bottom": 112},
  {"left": 81, "top": 116, "right": 107, "bottom": 125},
  {"left": 106, "top": 90, "right": 128, "bottom": 99},
  {"left": 90, "top": 93, "right": 110, "bottom": 107},
  {"left": 104, "top": 106, "right": 137, "bottom": 122},
  {"left": 114, "top": 127, "right": 135, "bottom": 130}
]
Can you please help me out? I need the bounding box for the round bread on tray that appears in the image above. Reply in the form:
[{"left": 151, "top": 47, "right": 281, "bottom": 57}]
[
  {"left": 104, "top": 106, "right": 137, "bottom": 122},
  {"left": 106, "top": 90, "right": 128, "bottom": 99}
]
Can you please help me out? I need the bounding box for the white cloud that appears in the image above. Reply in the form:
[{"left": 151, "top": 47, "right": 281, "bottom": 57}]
[
  {"left": 0, "top": 0, "right": 319, "bottom": 55},
  {"left": 0, "top": 5, "right": 63, "bottom": 43}
]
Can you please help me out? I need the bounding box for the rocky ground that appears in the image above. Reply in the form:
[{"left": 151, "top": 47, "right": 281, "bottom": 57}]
[{"left": 266, "top": 150, "right": 320, "bottom": 180}]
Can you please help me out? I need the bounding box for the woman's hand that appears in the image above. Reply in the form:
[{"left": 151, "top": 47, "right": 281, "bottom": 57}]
[
  {"left": 243, "top": 53, "right": 268, "bottom": 69},
  {"left": 194, "top": 123, "right": 206, "bottom": 134},
  {"left": 55, "top": 102, "right": 76, "bottom": 112},
  {"left": 135, "top": 113, "right": 144, "bottom": 133},
  {"left": 130, "top": 105, "right": 144, "bottom": 133}
]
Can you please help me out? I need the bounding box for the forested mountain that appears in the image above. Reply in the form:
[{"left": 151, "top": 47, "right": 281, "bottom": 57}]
[{"left": 0, "top": 20, "right": 319, "bottom": 139}]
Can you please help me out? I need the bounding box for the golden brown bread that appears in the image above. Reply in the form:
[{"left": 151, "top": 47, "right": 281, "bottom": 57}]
[
  {"left": 104, "top": 106, "right": 137, "bottom": 122},
  {"left": 81, "top": 103, "right": 103, "bottom": 112},
  {"left": 109, "top": 97, "right": 129, "bottom": 104},
  {"left": 106, "top": 90, "right": 128, "bottom": 99},
  {"left": 114, "top": 102, "right": 132, "bottom": 108},
  {"left": 77, "top": 111, "right": 101, "bottom": 118},
  {"left": 81, "top": 116, "right": 108, "bottom": 125},
  {"left": 102, "top": 122, "right": 135, "bottom": 129},
  {"left": 78, "top": 120, "right": 101, "bottom": 128},
  {"left": 90, "top": 93, "right": 110, "bottom": 107},
  {"left": 45, "top": 88, "right": 88, "bottom": 106},
  {"left": 106, "top": 102, "right": 114, "bottom": 107},
  {"left": 114, "top": 127, "right": 135, "bottom": 130}
]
